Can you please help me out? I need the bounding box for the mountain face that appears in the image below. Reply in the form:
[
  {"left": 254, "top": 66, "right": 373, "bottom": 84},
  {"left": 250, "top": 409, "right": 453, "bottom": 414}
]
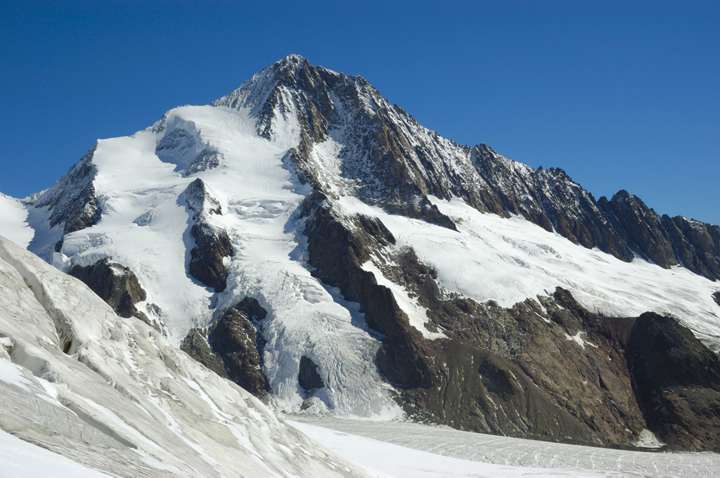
[{"left": 2, "top": 54, "right": 720, "bottom": 451}]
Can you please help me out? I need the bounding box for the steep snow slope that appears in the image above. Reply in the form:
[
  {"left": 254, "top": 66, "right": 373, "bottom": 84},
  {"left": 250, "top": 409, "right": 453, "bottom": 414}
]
[
  {"left": 0, "top": 193, "right": 33, "bottom": 248},
  {"left": 60, "top": 125, "right": 214, "bottom": 336},
  {"left": 0, "top": 236, "right": 362, "bottom": 477},
  {"left": 53, "top": 104, "right": 401, "bottom": 417},
  {"left": 335, "top": 196, "right": 720, "bottom": 349}
]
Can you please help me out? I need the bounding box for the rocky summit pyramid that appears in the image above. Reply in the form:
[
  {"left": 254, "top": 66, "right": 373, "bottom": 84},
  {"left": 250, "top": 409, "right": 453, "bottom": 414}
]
[{"left": 2, "top": 54, "right": 720, "bottom": 452}]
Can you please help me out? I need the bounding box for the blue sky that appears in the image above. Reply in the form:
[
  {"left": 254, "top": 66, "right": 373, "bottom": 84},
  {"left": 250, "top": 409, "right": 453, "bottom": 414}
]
[{"left": 1, "top": 0, "right": 718, "bottom": 223}]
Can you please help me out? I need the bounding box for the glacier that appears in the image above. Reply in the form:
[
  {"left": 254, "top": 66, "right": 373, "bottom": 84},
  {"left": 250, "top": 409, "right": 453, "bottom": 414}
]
[{"left": 0, "top": 236, "right": 362, "bottom": 477}]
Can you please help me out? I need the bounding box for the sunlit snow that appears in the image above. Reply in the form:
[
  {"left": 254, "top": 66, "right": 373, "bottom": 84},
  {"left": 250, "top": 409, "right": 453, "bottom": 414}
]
[{"left": 335, "top": 195, "right": 720, "bottom": 350}]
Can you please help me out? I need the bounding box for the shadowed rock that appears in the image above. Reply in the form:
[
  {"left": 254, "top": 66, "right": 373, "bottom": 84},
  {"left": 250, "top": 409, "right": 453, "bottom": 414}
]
[
  {"left": 626, "top": 313, "right": 720, "bottom": 451},
  {"left": 180, "top": 178, "right": 235, "bottom": 292},
  {"left": 188, "top": 223, "right": 233, "bottom": 291},
  {"left": 298, "top": 356, "right": 324, "bottom": 392},
  {"left": 69, "top": 259, "right": 146, "bottom": 319},
  {"left": 183, "top": 298, "right": 270, "bottom": 397},
  {"left": 33, "top": 147, "right": 101, "bottom": 235},
  {"left": 180, "top": 329, "right": 226, "bottom": 377}
]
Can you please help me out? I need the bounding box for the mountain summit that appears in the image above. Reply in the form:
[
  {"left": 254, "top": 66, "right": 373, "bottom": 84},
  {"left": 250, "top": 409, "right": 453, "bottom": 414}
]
[{"left": 2, "top": 55, "right": 720, "bottom": 451}]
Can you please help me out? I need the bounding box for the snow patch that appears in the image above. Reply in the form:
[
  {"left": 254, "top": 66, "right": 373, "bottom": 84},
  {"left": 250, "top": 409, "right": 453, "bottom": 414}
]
[
  {"left": 564, "top": 331, "right": 597, "bottom": 350},
  {"left": 0, "top": 429, "right": 111, "bottom": 478},
  {"left": 0, "top": 193, "right": 33, "bottom": 248},
  {"left": 361, "top": 260, "right": 445, "bottom": 340},
  {"left": 634, "top": 429, "right": 665, "bottom": 449}
]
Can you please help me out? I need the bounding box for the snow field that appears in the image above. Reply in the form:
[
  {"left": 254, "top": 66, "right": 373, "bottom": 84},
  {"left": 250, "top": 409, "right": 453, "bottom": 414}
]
[
  {"left": 335, "top": 196, "right": 720, "bottom": 350},
  {"left": 290, "top": 417, "right": 720, "bottom": 478},
  {"left": 0, "top": 193, "right": 33, "bottom": 248}
]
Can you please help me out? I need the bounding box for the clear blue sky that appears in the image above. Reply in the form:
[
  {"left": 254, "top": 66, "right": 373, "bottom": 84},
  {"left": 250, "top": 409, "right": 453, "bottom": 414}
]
[{"left": 1, "top": 0, "right": 718, "bottom": 223}]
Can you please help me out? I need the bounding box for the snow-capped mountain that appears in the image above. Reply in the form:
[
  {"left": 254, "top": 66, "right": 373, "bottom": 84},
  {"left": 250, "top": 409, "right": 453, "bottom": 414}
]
[{"left": 2, "top": 54, "right": 720, "bottom": 452}]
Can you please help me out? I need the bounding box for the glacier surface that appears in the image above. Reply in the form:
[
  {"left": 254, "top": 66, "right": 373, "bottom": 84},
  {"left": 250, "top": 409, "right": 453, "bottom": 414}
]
[{"left": 0, "top": 236, "right": 361, "bottom": 477}]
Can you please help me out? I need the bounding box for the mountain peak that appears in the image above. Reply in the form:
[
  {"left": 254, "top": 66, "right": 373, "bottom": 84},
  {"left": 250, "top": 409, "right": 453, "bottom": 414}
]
[
  {"left": 214, "top": 54, "right": 340, "bottom": 130},
  {"left": 274, "top": 53, "right": 309, "bottom": 66}
]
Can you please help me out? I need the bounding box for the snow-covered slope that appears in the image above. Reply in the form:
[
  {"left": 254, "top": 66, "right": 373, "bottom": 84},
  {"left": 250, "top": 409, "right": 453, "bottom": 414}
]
[
  {"left": 0, "top": 429, "right": 111, "bottom": 478},
  {"left": 0, "top": 193, "right": 33, "bottom": 248},
  {"left": 44, "top": 104, "right": 400, "bottom": 417},
  {"left": 0, "top": 236, "right": 361, "bottom": 477}
]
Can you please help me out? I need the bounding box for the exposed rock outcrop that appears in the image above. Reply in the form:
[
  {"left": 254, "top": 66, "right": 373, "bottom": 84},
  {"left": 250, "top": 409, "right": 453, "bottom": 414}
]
[
  {"left": 183, "top": 298, "right": 270, "bottom": 397},
  {"left": 626, "top": 313, "right": 720, "bottom": 451},
  {"left": 597, "top": 191, "right": 720, "bottom": 280},
  {"left": 32, "top": 147, "right": 101, "bottom": 235},
  {"left": 188, "top": 223, "right": 233, "bottom": 291},
  {"left": 208, "top": 298, "right": 270, "bottom": 397},
  {"left": 69, "top": 259, "right": 146, "bottom": 319},
  {"left": 180, "top": 178, "right": 234, "bottom": 291},
  {"left": 180, "top": 328, "right": 226, "bottom": 377}
]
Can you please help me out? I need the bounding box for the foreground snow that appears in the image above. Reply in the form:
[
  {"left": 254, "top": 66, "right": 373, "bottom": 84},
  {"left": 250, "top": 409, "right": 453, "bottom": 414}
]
[
  {"left": 0, "top": 429, "right": 110, "bottom": 478},
  {"left": 0, "top": 236, "right": 361, "bottom": 477},
  {"left": 290, "top": 421, "right": 607, "bottom": 478},
  {"left": 289, "top": 417, "right": 720, "bottom": 478}
]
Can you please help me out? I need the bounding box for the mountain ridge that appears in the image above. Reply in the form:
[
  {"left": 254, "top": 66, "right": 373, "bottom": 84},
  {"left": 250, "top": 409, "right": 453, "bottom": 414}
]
[{"left": 214, "top": 54, "right": 720, "bottom": 280}]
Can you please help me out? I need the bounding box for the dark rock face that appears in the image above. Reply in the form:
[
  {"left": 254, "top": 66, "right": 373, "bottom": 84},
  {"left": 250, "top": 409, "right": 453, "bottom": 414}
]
[
  {"left": 599, "top": 191, "right": 677, "bottom": 267},
  {"left": 597, "top": 190, "right": 720, "bottom": 280},
  {"left": 663, "top": 215, "right": 720, "bottom": 280},
  {"left": 180, "top": 179, "right": 234, "bottom": 292},
  {"left": 300, "top": 190, "right": 720, "bottom": 450},
  {"left": 298, "top": 356, "right": 324, "bottom": 392},
  {"left": 180, "top": 329, "right": 226, "bottom": 377},
  {"left": 714, "top": 292, "right": 720, "bottom": 306},
  {"left": 183, "top": 298, "right": 270, "bottom": 397},
  {"left": 626, "top": 313, "right": 720, "bottom": 451},
  {"left": 188, "top": 224, "right": 234, "bottom": 292},
  {"left": 69, "top": 259, "right": 146, "bottom": 319},
  {"left": 34, "top": 147, "right": 101, "bottom": 235},
  {"left": 208, "top": 298, "right": 269, "bottom": 397},
  {"left": 303, "top": 193, "right": 433, "bottom": 389}
]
